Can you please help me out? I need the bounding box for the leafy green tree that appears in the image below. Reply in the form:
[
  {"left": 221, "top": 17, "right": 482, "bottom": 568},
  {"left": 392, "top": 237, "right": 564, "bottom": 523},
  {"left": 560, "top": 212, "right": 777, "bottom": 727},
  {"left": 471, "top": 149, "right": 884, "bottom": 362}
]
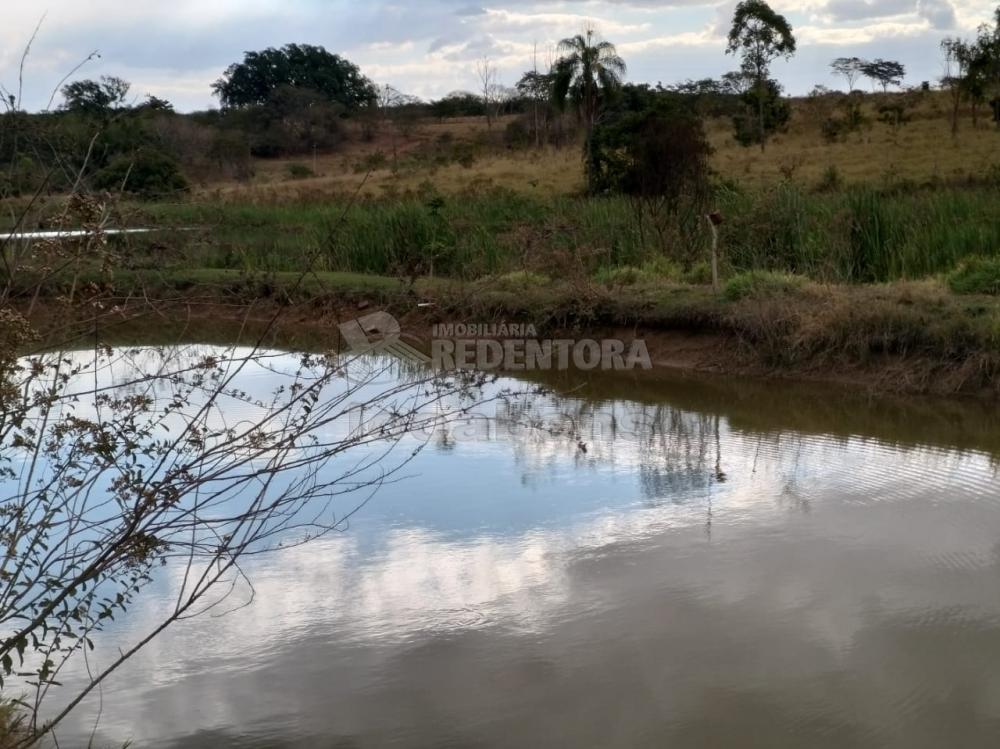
[
  {"left": 514, "top": 70, "right": 558, "bottom": 146},
  {"left": 61, "top": 76, "right": 131, "bottom": 115},
  {"left": 552, "top": 28, "right": 627, "bottom": 139},
  {"left": 970, "top": 11, "right": 1000, "bottom": 126},
  {"left": 725, "top": 0, "right": 796, "bottom": 151},
  {"left": 860, "top": 59, "right": 906, "bottom": 92},
  {"left": 514, "top": 70, "right": 554, "bottom": 102},
  {"left": 92, "top": 147, "right": 188, "bottom": 198},
  {"left": 430, "top": 91, "right": 486, "bottom": 119},
  {"left": 138, "top": 95, "right": 174, "bottom": 113},
  {"left": 589, "top": 102, "right": 712, "bottom": 262},
  {"left": 212, "top": 44, "right": 376, "bottom": 109},
  {"left": 733, "top": 78, "right": 791, "bottom": 146},
  {"left": 962, "top": 55, "right": 990, "bottom": 126},
  {"left": 941, "top": 7, "right": 1000, "bottom": 133},
  {"left": 831, "top": 57, "right": 866, "bottom": 93}
]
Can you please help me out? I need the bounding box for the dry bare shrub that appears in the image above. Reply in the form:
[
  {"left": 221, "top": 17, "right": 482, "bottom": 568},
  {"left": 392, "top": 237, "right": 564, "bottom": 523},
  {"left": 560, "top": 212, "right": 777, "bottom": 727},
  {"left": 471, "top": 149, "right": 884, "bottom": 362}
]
[{"left": 150, "top": 115, "right": 215, "bottom": 177}]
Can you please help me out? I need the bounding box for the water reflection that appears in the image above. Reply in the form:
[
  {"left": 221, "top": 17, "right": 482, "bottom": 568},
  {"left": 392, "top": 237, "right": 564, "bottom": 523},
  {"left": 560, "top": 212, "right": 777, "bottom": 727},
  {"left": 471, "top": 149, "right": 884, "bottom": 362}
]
[{"left": 46, "top": 346, "right": 1000, "bottom": 749}]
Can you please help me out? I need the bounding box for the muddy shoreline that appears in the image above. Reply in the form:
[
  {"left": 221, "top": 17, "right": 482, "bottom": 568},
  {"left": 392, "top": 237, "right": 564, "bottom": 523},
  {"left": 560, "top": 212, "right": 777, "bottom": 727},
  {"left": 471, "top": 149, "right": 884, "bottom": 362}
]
[{"left": 19, "top": 290, "right": 999, "bottom": 401}]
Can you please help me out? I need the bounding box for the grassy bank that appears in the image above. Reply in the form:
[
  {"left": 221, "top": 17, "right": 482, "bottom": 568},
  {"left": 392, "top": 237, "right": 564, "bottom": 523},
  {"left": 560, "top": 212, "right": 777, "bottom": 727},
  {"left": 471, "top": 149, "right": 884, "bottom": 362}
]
[
  {"left": 94, "top": 182, "right": 1000, "bottom": 288},
  {"left": 6, "top": 97, "right": 1000, "bottom": 397},
  {"left": 13, "top": 266, "right": 1000, "bottom": 396}
]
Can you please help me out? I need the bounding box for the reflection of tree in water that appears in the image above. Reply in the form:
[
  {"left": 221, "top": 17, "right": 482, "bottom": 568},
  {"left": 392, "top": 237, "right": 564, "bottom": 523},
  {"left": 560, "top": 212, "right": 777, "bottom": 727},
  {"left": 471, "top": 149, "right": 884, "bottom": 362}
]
[
  {"left": 496, "top": 394, "right": 729, "bottom": 504},
  {"left": 777, "top": 435, "right": 811, "bottom": 513},
  {"left": 635, "top": 406, "right": 719, "bottom": 507},
  {"left": 493, "top": 389, "right": 841, "bottom": 531}
]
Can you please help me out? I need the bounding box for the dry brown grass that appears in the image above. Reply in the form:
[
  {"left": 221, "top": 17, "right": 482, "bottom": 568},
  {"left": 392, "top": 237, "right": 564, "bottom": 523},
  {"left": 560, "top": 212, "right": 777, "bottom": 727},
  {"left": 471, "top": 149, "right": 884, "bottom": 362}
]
[
  {"left": 210, "top": 147, "right": 584, "bottom": 201},
  {"left": 192, "top": 92, "right": 1000, "bottom": 200},
  {"left": 710, "top": 92, "right": 1000, "bottom": 187},
  {"left": 199, "top": 115, "right": 584, "bottom": 199},
  {"left": 718, "top": 277, "right": 1000, "bottom": 392}
]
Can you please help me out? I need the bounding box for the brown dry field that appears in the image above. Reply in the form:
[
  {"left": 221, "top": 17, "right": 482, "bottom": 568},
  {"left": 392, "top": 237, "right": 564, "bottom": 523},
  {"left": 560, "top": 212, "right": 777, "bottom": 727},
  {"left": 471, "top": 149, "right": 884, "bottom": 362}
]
[{"left": 195, "top": 92, "right": 1000, "bottom": 201}]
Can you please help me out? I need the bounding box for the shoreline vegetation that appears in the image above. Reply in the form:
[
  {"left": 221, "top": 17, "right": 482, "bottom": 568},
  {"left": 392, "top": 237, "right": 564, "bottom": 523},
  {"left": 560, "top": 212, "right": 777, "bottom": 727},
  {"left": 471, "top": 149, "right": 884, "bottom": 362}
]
[
  {"left": 19, "top": 289, "right": 1000, "bottom": 458},
  {"left": 8, "top": 171, "right": 1000, "bottom": 399},
  {"left": 13, "top": 264, "right": 1000, "bottom": 398},
  {"left": 6, "top": 17, "right": 1000, "bottom": 406}
]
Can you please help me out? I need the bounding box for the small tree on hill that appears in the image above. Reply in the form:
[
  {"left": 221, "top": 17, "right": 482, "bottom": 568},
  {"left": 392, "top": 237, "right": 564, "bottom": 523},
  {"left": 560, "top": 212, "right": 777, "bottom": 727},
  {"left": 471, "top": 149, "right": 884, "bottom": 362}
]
[
  {"left": 589, "top": 104, "right": 713, "bottom": 263},
  {"left": 733, "top": 78, "right": 791, "bottom": 146},
  {"left": 940, "top": 6, "right": 1000, "bottom": 134},
  {"left": 515, "top": 69, "right": 556, "bottom": 147},
  {"left": 831, "top": 57, "right": 866, "bottom": 93},
  {"left": 969, "top": 12, "right": 1000, "bottom": 127},
  {"left": 137, "top": 95, "right": 173, "bottom": 113},
  {"left": 369, "top": 84, "right": 420, "bottom": 165},
  {"left": 861, "top": 59, "right": 906, "bottom": 93},
  {"left": 475, "top": 57, "right": 499, "bottom": 129},
  {"left": 942, "top": 38, "right": 974, "bottom": 136},
  {"left": 726, "top": 0, "right": 796, "bottom": 151},
  {"left": 61, "top": 76, "right": 131, "bottom": 115}
]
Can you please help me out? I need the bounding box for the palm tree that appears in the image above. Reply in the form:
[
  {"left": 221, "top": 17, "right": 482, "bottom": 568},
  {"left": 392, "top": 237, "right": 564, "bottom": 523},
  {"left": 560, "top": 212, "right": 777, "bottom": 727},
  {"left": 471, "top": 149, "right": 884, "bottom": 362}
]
[{"left": 552, "top": 27, "right": 627, "bottom": 140}]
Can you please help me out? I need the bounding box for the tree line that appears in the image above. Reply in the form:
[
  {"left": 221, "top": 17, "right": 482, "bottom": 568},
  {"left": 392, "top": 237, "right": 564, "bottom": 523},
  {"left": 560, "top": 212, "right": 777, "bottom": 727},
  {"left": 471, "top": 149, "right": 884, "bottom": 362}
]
[{"left": 940, "top": 9, "right": 1000, "bottom": 132}]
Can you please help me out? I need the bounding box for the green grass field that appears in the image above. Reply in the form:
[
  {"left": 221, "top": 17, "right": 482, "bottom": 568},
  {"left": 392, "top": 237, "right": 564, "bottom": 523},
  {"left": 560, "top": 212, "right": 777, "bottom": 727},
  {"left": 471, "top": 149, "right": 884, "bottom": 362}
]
[{"left": 117, "top": 180, "right": 1000, "bottom": 291}]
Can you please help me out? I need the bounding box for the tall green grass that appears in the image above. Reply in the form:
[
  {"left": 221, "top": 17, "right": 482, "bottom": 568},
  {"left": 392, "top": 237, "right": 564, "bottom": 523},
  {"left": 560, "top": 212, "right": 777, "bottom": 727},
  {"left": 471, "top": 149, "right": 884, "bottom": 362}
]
[
  {"left": 137, "top": 183, "right": 1000, "bottom": 283},
  {"left": 139, "top": 190, "right": 650, "bottom": 278},
  {"left": 719, "top": 183, "right": 1000, "bottom": 282}
]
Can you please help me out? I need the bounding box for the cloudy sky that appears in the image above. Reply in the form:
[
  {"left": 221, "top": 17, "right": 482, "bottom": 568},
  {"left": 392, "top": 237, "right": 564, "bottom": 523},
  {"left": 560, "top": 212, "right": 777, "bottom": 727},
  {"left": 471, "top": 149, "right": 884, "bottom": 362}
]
[{"left": 2, "top": 0, "right": 997, "bottom": 112}]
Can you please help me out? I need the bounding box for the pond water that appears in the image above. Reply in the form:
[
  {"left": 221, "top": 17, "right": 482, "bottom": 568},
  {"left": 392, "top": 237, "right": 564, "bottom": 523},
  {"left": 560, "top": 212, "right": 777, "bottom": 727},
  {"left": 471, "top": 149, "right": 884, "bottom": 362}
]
[{"left": 48, "top": 344, "right": 1000, "bottom": 748}]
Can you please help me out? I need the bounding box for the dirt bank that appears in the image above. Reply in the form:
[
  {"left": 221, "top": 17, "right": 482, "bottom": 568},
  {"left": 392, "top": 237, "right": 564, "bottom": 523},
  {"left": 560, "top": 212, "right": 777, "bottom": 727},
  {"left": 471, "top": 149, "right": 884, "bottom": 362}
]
[{"left": 10, "top": 267, "right": 1000, "bottom": 398}]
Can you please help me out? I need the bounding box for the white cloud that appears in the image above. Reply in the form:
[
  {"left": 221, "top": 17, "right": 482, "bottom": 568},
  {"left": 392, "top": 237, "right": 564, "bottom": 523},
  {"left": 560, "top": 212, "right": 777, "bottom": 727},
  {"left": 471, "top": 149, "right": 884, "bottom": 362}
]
[
  {"left": 618, "top": 29, "right": 721, "bottom": 54},
  {"left": 0, "top": 0, "right": 996, "bottom": 109},
  {"left": 817, "top": 0, "right": 957, "bottom": 28},
  {"left": 797, "top": 20, "right": 936, "bottom": 45},
  {"left": 822, "top": 0, "right": 916, "bottom": 22},
  {"left": 477, "top": 8, "right": 653, "bottom": 35},
  {"left": 917, "top": 0, "right": 958, "bottom": 28}
]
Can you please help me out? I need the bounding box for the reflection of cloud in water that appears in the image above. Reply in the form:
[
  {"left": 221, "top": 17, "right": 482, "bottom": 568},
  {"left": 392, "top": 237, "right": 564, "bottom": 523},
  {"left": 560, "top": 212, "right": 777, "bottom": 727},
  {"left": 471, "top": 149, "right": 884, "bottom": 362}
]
[
  {"left": 35, "top": 346, "right": 1000, "bottom": 748},
  {"left": 65, "top": 449, "right": 1000, "bottom": 748}
]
